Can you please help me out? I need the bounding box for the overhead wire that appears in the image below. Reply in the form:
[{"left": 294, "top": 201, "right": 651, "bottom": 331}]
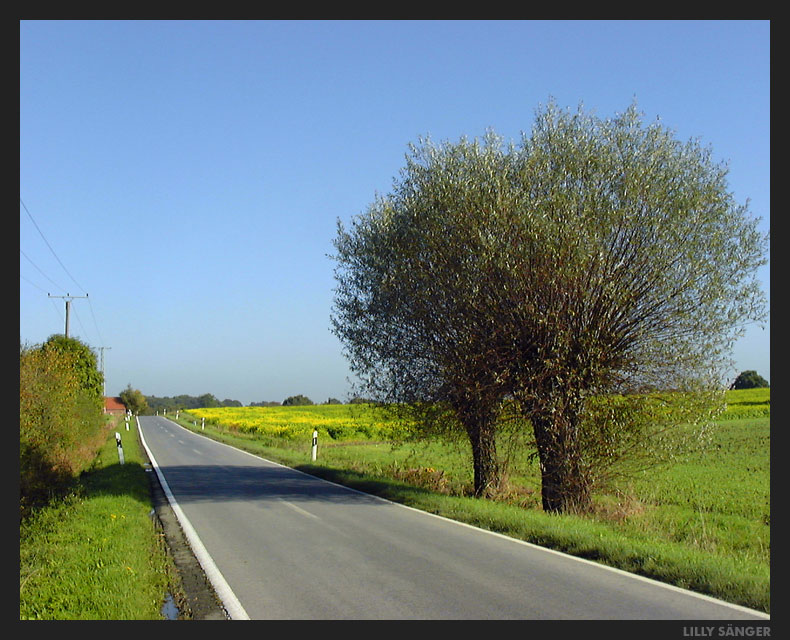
[
  {"left": 20, "top": 249, "right": 67, "bottom": 293},
  {"left": 20, "top": 273, "right": 50, "bottom": 294},
  {"left": 20, "top": 197, "right": 104, "bottom": 347},
  {"left": 20, "top": 198, "right": 86, "bottom": 294}
]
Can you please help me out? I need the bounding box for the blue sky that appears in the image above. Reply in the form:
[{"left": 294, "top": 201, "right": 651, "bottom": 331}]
[{"left": 20, "top": 20, "right": 770, "bottom": 404}]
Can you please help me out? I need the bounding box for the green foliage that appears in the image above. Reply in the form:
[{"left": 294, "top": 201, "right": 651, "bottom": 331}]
[
  {"left": 197, "top": 393, "right": 220, "bottom": 408},
  {"left": 20, "top": 340, "right": 108, "bottom": 515},
  {"left": 331, "top": 99, "right": 768, "bottom": 511},
  {"left": 119, "top": 385, "right": 149, "bottom": 415},
  {"left": 731, "top": 370, "right": 770, "bottom": 390},
  {"left": 282, "top": 394, "right": 314, "bottom": 406},
  {"left": 41, "top": 335, "right": 104, "bottom": 410},
  {"left": 574, "top": 388, "right": 726, "bottom": 493}
]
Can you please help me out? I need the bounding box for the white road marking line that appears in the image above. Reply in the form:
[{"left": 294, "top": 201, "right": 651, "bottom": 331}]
[{"left": 278, "top": 498, "right": 320, "bottom": 520}]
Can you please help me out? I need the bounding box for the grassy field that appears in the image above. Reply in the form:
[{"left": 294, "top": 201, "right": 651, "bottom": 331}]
[
  {"left": 19, "top": 416, "right": 181, "bottom": 620},
  {"left": 182, "top": 388, "right": 770, "bottom": 613}
]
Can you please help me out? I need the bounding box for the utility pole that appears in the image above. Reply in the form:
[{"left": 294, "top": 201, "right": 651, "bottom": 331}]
[
  {"left": 48, "top": 293, "right": 88, "bottom": 338},
  {"left": 98, "top": 346, "right": 112, "bottom": 397}
]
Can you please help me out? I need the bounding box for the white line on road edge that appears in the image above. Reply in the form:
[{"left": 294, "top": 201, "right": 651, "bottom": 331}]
[
  {"left": 136, "top": 416, "right": 250, "bottom": 620},
  {"left": 162, "top": 415, "right": 770, "bottom": 620}
]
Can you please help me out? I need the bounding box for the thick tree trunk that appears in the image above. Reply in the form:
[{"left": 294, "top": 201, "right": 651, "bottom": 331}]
[
  {"left": 531, "top": 412, "right": 592, "bottom": 513},
  {"left": 465, "top": 417, "right": 501, "bottom": 498}
]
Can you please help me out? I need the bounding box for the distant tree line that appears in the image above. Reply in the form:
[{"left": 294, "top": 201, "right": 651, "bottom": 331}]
[
  {"left": 143, "top": 393, "right": 242, "bottom": 414},
  {"left": 137, "top": 393, "right": 360, "bottom": 413}
]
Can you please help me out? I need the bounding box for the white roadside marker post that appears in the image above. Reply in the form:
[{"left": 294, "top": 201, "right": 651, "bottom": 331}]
[
  {"left": 115, "top": 432, "right": 125, "bottom": 465},
  {"left": 311, "top": 430, "right": 318, "bottom": 461}
]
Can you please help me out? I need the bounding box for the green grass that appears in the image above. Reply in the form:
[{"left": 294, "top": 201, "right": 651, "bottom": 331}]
[
  {"left": 176, "top": 392, "right": 770, "bottom": 614},
  {"left": 19, "top": 417, "right": 179, "bottom": 620}
]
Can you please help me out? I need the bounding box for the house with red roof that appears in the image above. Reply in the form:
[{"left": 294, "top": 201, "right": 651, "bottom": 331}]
[{"left": 104, "top": 396, "right": 126, "bottom": 415}]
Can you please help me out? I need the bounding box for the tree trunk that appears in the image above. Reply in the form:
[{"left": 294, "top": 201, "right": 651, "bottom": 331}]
[
  {"left": 531, "top": 412, "right": 592, "bottom": 513},
  {"left": 465, "top": 417, "right": 502, "bottom": 498}
]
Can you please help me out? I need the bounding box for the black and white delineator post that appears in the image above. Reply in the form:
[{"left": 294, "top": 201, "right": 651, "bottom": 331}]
[
  {"left": 115, "top": 432, "right": 125, "bottom": 465},
  {"left": 311, "top": 430, "right": 318, "bottom": 461}
]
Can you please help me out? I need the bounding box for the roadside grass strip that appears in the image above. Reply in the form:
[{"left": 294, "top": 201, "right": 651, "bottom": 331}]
[{"left": 19, "top": 421, "right": 177, "bottom": 620}]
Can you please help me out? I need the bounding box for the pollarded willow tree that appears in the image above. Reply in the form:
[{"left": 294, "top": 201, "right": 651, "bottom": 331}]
[{"left": 331, "top": 100, "right": 768, "bottom": 512}]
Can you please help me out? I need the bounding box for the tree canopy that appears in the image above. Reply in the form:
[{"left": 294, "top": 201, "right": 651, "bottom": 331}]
[
  {"left": 119, "top": 385, "right": 149, "bottom": 415},
  {"left": 731, "top": 370, "right": 769, "bottom": 389},
  {"left": 331, "top": 100, "right": 768, "bottom": 512},
  {"left": 41, "top": 335, "right": 104, "bottom": 410}
]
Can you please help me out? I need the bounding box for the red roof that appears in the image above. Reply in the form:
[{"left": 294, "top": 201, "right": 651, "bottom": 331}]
[{"left": 104, "top": 397, "right": 126, "bottom": 413}]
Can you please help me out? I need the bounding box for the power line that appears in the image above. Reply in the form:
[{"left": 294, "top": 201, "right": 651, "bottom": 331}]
[
  {"left": 48, "top": 296, "right": 64, "bottom": 325},
  {"left": 20, "top": 198, "right": 86, "bottom": 294},
  {"left": 21, "top": 198, "right": 106, "bottom": 346},
  {"left": 20, "top": 273, "right": 49, "bottom": 294},
  {"left": 70, "top": 297, "right": 91, "bottom": 341},
  {"left": 20, "top": 249, "right": 66, "bottom": 293},
  {"left": 86, "top": 297, "right": 105, "bottom": 346}
]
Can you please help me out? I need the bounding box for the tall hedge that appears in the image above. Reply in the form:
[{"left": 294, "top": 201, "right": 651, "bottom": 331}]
[{"left": 19, "top": 339, "right": 108, "bottom": 515}]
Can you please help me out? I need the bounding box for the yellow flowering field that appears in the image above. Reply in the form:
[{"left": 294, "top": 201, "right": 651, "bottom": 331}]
[
  {"left": 185, "top": 388, "right": 766, "bottom": 444},
  {"left": 185, "top": 404, "right": 410, "bottom": 442},
  {"left": 721, "top": 387, "right": 770, "bottom": 420}
]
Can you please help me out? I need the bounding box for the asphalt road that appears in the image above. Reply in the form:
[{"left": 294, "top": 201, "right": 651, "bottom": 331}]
[{"left": 137, "top": 415, "right": 769, "bottom": 621}]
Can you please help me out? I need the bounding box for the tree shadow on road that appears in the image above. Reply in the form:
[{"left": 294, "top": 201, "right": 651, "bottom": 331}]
[{"left": 153, "top": 461, "right": 403, "bottom": 506}]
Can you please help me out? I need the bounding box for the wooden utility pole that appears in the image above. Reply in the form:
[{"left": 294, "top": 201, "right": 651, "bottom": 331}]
[
  {"left": 98, "top": 346, "right": 112, "bottom": 397},
  {"left": 47, "top": 293, "right": 88, "bottom": 338}
]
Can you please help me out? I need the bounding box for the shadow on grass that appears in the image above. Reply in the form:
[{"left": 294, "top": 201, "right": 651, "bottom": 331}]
[{"left": 78, "top": 459, "right": 152, "bottom": 506}]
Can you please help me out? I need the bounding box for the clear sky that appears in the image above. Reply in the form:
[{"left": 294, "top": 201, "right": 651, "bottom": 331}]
[{"left": 20, "top": 20, "right": 770, "bottom": 405}]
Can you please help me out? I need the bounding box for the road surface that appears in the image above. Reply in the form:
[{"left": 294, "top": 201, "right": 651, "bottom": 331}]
[{"left": 137, "top": 415, "right": 769, "bottom": 621}]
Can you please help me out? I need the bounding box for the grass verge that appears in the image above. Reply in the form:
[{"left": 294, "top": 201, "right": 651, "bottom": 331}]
[{"left": 19, "top": 416, "right": 181, "bottom": 620}]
